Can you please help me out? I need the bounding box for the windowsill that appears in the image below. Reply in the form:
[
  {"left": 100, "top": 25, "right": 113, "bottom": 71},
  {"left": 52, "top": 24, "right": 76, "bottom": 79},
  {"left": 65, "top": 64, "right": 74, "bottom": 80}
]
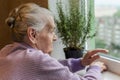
[
  {"left": 98, "top": 56, "right": 120, "bottom": 75},
  {"left": 77, "top": 70, "right": 120, "bottom": 80},
  {"left": 102, "top": 71, "right": 120, "bottom": 80},
  {"left": 98, "top": 56, "right": 120, "bottom": 79},
  {"left": 77, "top": 56, "right": 120, "bottom": 79}
]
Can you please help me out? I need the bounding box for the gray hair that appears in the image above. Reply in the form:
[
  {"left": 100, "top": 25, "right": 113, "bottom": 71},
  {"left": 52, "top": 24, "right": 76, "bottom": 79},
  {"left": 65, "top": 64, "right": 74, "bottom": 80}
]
[{"left": 5, "top": 3, "right": 53, "bottom": 42}]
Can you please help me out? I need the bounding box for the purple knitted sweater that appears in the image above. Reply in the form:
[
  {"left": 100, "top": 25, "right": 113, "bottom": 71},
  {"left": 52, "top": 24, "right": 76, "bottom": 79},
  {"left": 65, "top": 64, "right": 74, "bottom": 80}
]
[{"left": 0, "top": 42, "right": 102, "bottom": 80}]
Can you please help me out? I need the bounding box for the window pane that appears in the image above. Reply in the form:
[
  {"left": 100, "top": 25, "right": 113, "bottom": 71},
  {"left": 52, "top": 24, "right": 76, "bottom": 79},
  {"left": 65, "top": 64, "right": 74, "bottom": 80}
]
[{"left": 95, "top": 0, "right": 120, "bottom": 60}]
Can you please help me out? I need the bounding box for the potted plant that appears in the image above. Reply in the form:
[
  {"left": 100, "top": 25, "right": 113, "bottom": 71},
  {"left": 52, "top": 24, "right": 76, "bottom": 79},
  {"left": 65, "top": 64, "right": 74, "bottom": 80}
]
[{"left": 55, "top": 0, "right": 95, "bottom": 58}]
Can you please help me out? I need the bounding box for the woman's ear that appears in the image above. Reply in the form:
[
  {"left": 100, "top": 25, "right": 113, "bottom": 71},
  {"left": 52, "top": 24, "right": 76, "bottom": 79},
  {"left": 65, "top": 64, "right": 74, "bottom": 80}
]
[{"left": 27, "top": 27, "right": 37, "bottom": 44}]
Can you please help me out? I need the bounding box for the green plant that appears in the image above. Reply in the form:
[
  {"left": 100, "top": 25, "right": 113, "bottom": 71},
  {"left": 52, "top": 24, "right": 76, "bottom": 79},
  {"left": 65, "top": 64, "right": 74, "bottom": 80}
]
[{"left": 55, "top": 0, "right": 95, "bottom": 49}]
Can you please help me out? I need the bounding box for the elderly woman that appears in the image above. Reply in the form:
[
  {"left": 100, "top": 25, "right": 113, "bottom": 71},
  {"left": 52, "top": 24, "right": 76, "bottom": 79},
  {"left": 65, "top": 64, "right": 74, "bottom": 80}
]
[{"left": 0, "top": 3, "right": 108, "bottom": 80}]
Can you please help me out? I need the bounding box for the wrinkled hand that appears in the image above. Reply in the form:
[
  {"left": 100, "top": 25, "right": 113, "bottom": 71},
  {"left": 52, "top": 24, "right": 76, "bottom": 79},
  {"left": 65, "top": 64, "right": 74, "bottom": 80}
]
[
  {"left": 90, "top": 61, "right": 107, "bottom": 72},
  {"left": 81, "top": 49, "right": 108, "bottom": 66}
]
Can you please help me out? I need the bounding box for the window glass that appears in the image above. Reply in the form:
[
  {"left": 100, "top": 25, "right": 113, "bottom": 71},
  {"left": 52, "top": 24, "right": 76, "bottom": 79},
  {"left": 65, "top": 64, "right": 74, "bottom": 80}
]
[{"left": 95, "top": 0, "right": 120, "bottom": 60}]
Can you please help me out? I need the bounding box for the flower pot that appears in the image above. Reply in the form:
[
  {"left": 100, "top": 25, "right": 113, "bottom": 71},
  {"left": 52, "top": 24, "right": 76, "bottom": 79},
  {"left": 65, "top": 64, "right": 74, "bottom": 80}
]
[{"left": 64, "top": 47, "right": 84, "bottom": 59}]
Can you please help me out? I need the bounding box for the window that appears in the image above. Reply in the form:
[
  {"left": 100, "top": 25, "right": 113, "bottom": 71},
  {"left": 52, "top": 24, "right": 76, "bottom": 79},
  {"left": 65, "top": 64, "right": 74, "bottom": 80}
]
[{"left": 95, "top": 0, "right": 120, "bottom": 60}]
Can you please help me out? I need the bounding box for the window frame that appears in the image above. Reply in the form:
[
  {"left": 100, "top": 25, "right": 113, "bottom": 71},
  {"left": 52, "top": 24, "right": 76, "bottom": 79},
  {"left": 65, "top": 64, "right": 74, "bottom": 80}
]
[{"left": 98, "top": 55, "right": 120, "bottom": 75}]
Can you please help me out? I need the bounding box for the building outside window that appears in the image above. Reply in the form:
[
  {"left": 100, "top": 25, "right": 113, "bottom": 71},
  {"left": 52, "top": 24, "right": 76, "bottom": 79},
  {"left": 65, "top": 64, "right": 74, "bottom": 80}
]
[{"left": 95, "top": 0, "right": 120, "bottom": 60}]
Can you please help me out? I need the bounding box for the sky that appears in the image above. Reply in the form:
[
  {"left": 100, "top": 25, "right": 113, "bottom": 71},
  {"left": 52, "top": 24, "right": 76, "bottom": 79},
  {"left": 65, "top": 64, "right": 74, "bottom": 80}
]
[{"left": 95, "top": 0, "right": 120, "bottom": 7}]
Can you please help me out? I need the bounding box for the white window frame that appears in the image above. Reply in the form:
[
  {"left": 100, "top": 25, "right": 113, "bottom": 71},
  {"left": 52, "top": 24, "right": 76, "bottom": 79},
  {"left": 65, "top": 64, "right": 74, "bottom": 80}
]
[{"left": 98, "top": 56, "right": 120, "bottom": 75}]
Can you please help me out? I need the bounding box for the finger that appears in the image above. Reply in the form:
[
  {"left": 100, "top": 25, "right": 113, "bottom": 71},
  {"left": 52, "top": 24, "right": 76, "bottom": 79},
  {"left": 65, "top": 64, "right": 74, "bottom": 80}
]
[
  {"left": 103, "top": 64, "right": 107, "bottom": 71},
  {"left": 101, "top": 64, "right": 107, "bottom": 72},
  {"left": 85, "top": 49, "right": 108, "bottom": 59},
  {"left": 92, "top": 49, "right": 108, "bottom": 53},
  {"left": 90, "top": 54, "right": 100, "bottom": 62}
]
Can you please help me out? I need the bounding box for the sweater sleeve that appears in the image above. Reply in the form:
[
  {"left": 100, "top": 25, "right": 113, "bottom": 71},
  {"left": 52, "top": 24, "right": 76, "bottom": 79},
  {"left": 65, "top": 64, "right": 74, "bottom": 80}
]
[
  {"left": 83, "top": 66, "right": 102, "bottom": 80},
  {"left": 59, "top": 58, "right": 85, "bottom": 72},
  {"left": 26, "top": 49, "right": 102, "bottom": 80}
]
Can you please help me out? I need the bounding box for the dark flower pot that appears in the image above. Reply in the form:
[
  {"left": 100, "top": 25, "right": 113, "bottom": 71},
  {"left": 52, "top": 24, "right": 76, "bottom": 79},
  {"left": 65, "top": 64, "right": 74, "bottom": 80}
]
[{"left": 64, "top": 47, "right": 84, "bottom": 59}]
